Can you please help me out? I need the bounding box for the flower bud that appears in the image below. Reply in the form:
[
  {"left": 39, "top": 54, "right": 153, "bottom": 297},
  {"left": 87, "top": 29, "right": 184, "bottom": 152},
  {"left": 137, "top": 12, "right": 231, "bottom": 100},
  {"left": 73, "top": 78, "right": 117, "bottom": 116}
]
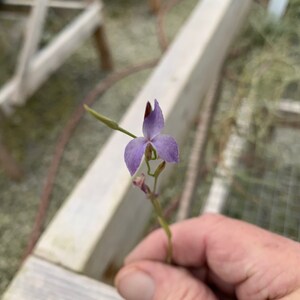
[
  {"left": 154, "top": 161, "right": 166, "bottom": 177},
  {"left": 84, "top": 105, "right": 119, "bottom": 130},
  {"left": 133, "top": 174, "right": 151, "bottom": 195}
]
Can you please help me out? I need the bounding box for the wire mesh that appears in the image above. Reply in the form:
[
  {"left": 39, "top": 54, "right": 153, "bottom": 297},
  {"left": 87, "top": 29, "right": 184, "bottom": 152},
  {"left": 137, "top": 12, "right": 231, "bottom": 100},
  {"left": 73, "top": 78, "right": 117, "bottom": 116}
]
[{"left": 223, "top": 126, "right": 300, "bottom": 241}]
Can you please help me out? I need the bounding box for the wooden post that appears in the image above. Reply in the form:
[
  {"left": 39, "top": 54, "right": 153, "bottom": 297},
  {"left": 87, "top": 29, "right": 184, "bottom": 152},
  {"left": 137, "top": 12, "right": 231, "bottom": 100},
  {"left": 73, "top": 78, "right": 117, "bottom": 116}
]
[
  {"left": 268, "top": 0, "right": 289, "bottom": 20},
  {"left": 0, "top": 1, "right": 104, "bottom": 111},
  {"left": 93, "top": 24, "right": 113, "bottom": 71},
  {"left": 2, "top": 256, "right": 122, "bottom": 300},
  {"left": 148, "top": 0, "right": 160, "bottom": 14},
  {"left": 1, "top": 0, "right": 87, "bottom": 10},
  {"left": 12, "top": 0, "right": 49, "bottom": 105}
]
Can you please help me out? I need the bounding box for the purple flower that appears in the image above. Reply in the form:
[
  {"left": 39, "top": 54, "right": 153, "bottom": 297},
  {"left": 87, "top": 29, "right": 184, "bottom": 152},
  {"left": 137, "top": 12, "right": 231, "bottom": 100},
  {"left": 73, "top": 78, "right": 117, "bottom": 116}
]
[{"left": 124, "top": 99, "right": 179, "bottom": 176}]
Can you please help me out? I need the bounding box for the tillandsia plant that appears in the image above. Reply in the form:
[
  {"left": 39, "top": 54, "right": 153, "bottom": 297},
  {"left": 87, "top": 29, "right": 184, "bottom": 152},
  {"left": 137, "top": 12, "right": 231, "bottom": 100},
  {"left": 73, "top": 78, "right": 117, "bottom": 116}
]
[{"left": 85, "top": 100, "right": 179, "bottom": 263}]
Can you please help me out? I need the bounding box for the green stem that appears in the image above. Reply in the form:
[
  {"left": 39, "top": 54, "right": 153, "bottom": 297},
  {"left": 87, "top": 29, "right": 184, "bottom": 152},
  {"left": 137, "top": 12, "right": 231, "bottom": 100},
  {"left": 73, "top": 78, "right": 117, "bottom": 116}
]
[
  {"left": 151, "top": 197, "right": 173, "bottom": 264},
  {"left": 117, "top": 126, "right": 137, "bottom": 139},
  {"left": 146, "top": 159, "right": 155, "bottom": 177},
  {"left": 146, "top": 154, "right": 172, "bottom": 263},
  {"left": 84, "top": 105, "right": 137, "bottom": 139},
  {"left": 153, "top": 176, "right": 158, "bottom": 195}
]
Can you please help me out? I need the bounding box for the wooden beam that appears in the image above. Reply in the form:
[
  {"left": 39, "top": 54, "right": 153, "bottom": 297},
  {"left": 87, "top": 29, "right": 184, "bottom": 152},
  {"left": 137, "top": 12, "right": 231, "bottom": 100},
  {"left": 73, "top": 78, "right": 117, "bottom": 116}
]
[
  {"left": 93, "top": 24, "right": 113, "bottom": 71},
  {"left": 34, "top": 0, "right": 252, "bottom": 279},
  {"left": 12, "top": 0, "right": 49, "bottom": 105},
  {"left": 2, "top": 256, "right": 122, "bottom": 300},
  {"left": 202, "top": 100, "right": 253, "bottom": 214},
  {"left": 148, "top": 0, "right": 160, "bottom": 14},
  {"left": 1, "top": 0, "right": 87, "bottom": 10},
  {"left": 28, "top": 1, "right": 103, "bottom": 92},
  {"left": 278, "top": 99, "right": 300, "bottom": 116},
  {"left": 0, "top": 1, "right": 103, "bottom": 110},
  {"left": 268, "top": 0, "right": 289, "bottom": 20}
]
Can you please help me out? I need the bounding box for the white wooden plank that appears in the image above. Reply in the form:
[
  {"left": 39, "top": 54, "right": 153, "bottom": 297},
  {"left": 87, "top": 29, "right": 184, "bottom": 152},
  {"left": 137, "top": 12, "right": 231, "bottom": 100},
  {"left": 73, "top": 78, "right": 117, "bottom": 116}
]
[
  {"left": 0, "top": 1, "right": 103, "bottom": 109},
  {"left": 27, "top": 0, "right": 103, "bottom": 97},
  {"left": 268, "top": 0, "right": 289, "bottom": 20},
  {"left": 202, "top": 100, "right": 253, "bottom": 213},
  {"left": 278, "top": 99, "right": 300, "bottom": 115},
  {"left": 2, "top": 256, "right": 122, "bottom": 300},
  {"left": 12, "top": 0, "right": 49, "bottom": 105},
  {"left": 2, "top": 0, "right": 87, "bottom": 10},
  {"left": 35, "top": 0, "right": 252, "bottom": 278}
]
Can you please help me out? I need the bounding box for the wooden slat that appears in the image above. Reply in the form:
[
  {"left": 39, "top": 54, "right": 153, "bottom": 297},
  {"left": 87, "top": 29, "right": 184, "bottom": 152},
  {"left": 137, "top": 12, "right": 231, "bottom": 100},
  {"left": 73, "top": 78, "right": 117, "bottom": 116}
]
[
  {"left": 2, "top": 256, "right": 122, "bottom": 300},
  {"left": 201, "top": 98, "right": 299, "bottom": 214},
  {"left": 0, "top": 0, "right": 103, "bottom": 110},
  {"left": 278, "top": 99, "right": 300, "bottom": 116},
  {"left": 12, "top": 0, "right": 49, "bottom": 105},
  {"left": 202, "top": 100, "right": 253, "bottom": 213},
  {"left": 1, "top": 0, "right": 87, "bottom": 10},
  {"left": 34, "top": 0, "right": 252, "bottom": 279},
  {"left": 268, "top": 0, "right": 289, "bottom": 20}
]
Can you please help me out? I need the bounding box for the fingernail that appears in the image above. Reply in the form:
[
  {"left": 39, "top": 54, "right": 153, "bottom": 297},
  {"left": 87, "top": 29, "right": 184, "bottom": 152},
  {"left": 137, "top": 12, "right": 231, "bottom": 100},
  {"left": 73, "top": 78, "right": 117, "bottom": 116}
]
[{"left": 116, "top": 268, "right": 155, "bottom": 300}]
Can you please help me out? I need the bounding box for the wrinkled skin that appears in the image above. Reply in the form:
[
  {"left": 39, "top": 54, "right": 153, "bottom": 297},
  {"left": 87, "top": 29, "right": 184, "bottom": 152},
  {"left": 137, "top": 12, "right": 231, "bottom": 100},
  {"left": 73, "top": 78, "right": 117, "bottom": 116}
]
[{"left": 115, "top": 214, "right": 300, "bottom": 300}]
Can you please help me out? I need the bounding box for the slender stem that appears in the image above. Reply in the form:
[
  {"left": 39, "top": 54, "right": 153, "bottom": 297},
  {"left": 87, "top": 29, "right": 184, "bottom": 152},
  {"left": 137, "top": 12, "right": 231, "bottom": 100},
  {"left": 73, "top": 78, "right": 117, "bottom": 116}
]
[
  {"left": 146, "top": 156, "right": 172, "bottom": 264},
  {"left": 158, "top": 216, "right": 173, "bottom": 264},
  {"left": 153, "top": 175, "right": 158, "bottom": 194},
  {"left": 152, "top": 149, "right": 157, "bottom": 160},
  {"left": 151, "top": 197, "right": 173, "bottom": 264},
  {"left": 84, "top": 105, "right": 137, "bottom": 139},
  {"left": 146, "top": 159, "right": 155, "bottom": 177},
  {"left": 117, "top": 126, "right": 137, "bottom": 139}
]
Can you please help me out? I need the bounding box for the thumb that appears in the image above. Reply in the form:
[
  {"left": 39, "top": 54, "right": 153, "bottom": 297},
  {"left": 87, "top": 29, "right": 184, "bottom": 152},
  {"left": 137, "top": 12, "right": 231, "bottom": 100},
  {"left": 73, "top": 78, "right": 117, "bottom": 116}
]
[{"left": 115, "top": 260, "right": 217, "bottom": 300}]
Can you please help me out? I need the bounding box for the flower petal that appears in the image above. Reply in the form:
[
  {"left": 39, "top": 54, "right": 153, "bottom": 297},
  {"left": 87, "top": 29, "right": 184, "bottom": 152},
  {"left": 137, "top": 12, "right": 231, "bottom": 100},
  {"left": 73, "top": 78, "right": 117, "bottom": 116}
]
[
  {"left": 124, "top": 137, "right": 148, "bottom": 176},
  {"left": 143, "top": 99, "right": 164, "bottom": 140},
  {"left": 151, "top": 134, "right": 179, "bottom": 163}
]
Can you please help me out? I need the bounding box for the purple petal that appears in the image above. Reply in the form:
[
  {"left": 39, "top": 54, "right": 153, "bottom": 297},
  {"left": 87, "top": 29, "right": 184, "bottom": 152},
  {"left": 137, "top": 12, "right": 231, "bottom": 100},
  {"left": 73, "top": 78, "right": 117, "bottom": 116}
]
[
  {"left": 124, "top": 137, "right": 148, "bottom": 176},
  {"left": 151, "top": 134, "right": 179, "bottom": 163},
  {"left": 143, "top": 99, "right": 164, "bottom": 140}
]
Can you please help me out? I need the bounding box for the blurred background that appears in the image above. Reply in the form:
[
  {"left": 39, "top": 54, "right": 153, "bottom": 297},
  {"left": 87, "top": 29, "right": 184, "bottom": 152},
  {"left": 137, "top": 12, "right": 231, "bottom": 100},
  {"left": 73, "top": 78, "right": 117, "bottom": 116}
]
[{"left": 0, "top": 0, "right": 299, "bottom": 294}]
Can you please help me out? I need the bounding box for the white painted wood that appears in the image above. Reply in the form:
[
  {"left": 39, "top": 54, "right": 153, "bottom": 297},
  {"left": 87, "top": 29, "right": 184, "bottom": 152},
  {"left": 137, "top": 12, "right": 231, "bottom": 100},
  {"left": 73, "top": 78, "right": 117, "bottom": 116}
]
[
  {"left": 2, "top": 256, "right": 123, "bottom": 300},
  {"left": 278, "top": 99, "right": 300, "bottom": 115},
  {"left": 13, "top": 0, "right": 49, "bottom": 105},
  {"left": 202, "top": 100, "right": 253, "bottom": 214},
  {"left": 0, "top": 1, "right": 103, "bottom": 110},
  {"left": 35, "top": 0, "right": 252, "bottom": 279},
  {"left": 268, "top": 0, "right": 289, "bottom": 20},
  {"left": 2, "top": 0, "right": 87, "bottom": 10},
  {"left": 28, "top": 0, "right": 102, "bottom": 93}
]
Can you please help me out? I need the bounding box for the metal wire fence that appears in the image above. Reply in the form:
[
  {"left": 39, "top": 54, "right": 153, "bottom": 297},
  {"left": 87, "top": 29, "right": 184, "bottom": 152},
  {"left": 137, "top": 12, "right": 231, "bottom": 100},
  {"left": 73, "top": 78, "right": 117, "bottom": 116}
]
[{"left": 223, "top": 126, "right": 300, "bottom": 241}]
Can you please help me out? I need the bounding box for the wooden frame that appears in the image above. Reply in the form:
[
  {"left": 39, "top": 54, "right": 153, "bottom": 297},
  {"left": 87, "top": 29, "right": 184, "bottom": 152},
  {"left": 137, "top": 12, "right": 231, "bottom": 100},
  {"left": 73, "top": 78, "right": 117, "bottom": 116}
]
[
  {"left": 2, "top": 256, "right": 122, "bottom": 300},
  {"left": 201, "top": 98, "right": 300, "bottom": 214},
  {"left": 202, "top": 100, "right": 254, "bottom": 213},
  {"left": 0, "top": 0, "right": 88, "bottom": 10},
  {"left": 3, "top": 0, "right": 252, "bottom": 298},
  {"left": 0, "top": 0, "right": 113, "bottom": 113}
]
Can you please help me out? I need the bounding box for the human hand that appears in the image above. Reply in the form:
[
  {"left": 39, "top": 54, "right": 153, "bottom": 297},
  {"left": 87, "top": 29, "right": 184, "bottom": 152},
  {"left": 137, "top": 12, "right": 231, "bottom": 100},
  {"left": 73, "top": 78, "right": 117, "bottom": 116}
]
[{"left": 115, "top": 213, "right": 300, "bottom": 300}]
